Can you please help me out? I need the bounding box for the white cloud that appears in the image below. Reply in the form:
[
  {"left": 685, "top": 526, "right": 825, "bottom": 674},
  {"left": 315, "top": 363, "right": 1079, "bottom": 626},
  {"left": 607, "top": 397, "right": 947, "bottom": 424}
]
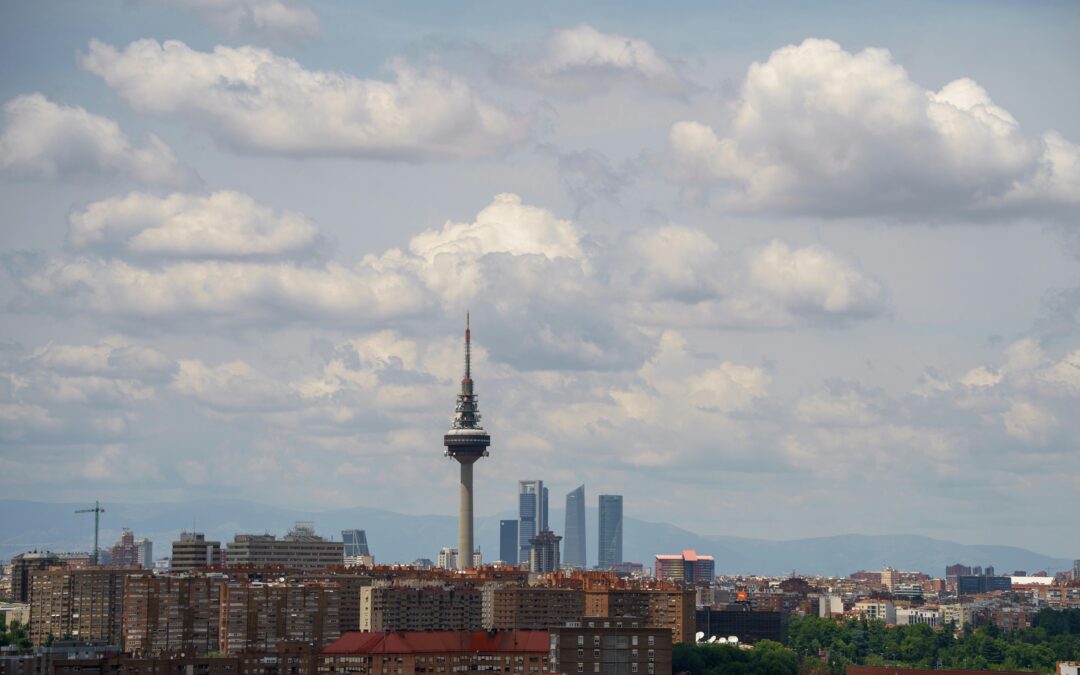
[
  {"left": 172, "top": 359, "right": 298, "bottom": 411},
  {"left": 618, "top": 234, "right": 888, "bottom": 328},
  {"left": 749, "top": 241, "right": 886, "bottom": 317},
  {"left": 687, "top": 362, "right": 769, "bottom": 412},
  {"left": 795, "top": 386, "right": 881, "bottom": 427},
  {"left": 667, "top": 38, "right": 1080, "bottom": 216},
  {"left": 405, "top": 193, "right": 585, "bottom": 304},
  {"left": 500, "top": 24, "right": 689, "bottom": 96},
  {"left": 24, "top": 257, "right": 427, "bottom": 323},
  {"left": 79, "top": 39, "right": 529, "bottom": 160},
  {"left": 27, "top": 337, "right": 173, "bottom": 379},
  {"left": 69, "top": 191, "right": 321, "bottom": 258},
  {"left": 0, "top": 94, "right": 193, "bottom": 186},
  {"left": 152, "top": 0, "right": 321, "bottom": 45},
  {"left": 1002, "top": 400, "right": 1056, "bottom": 444}
]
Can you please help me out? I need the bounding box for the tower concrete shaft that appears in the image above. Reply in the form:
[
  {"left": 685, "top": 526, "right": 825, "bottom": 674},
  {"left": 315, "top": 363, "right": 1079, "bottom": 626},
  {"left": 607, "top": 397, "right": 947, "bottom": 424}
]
[
  {"left": 458, "top": 461, "right": 473, "bottom": 570},
  {"left": 443, "top": 313, "right": 490, "bottom": 571}
]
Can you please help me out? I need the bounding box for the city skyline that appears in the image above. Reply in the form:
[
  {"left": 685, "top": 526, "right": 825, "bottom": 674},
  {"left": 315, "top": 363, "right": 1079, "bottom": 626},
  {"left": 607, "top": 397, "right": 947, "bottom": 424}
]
[{"left": 0, "top": 1, "right": 1078, "bottom": 558}]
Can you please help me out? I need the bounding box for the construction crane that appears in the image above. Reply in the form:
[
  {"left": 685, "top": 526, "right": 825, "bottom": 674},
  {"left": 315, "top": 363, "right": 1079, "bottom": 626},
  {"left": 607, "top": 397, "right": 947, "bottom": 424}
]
[{"left": 75, "top": 501, "right": 105, "bottom": 565}]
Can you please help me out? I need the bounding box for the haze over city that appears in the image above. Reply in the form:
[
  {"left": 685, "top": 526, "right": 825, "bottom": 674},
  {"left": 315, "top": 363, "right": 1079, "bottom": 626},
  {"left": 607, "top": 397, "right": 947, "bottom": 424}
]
[{"left": 2, "top": 0, "right": 1079, "bottom": 563}]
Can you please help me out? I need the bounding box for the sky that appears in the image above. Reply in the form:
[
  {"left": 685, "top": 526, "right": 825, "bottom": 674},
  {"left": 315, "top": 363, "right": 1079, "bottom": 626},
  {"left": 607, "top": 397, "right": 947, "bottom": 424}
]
[{"left": 1, "top": 0, "right": 1078, "bottom": 559}]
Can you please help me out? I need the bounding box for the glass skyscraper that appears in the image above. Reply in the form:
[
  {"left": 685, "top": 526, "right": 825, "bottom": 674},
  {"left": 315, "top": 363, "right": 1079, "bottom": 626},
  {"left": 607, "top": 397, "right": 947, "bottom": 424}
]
[
  {"left": 499, "top": 519, "right": 519, "bottom": 564},
  {"left": 598, "top": 494, "right": 623, "bottom": 570},
  {"left": 518, "top": 480, "right": 545, "bottom": 564},
  {"left": 341, "top": 529, "right": 369, "bottom": 557},
  {"left": 564, "top": 485, "right": 586, "bottom": 569}
]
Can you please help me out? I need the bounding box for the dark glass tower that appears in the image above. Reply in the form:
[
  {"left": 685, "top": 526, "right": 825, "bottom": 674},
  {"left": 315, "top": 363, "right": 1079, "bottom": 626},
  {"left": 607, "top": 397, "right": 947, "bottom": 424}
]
[
  {"left": 341, "top": 529, "right": 369, "bottom": 557},
  {"left": 499, "top": 519, "right": 519, "bottom": 564},
  {"left": 564, "top": 485, "right": 586, "bottom": 569},
  {"left": 598, "top": 494, "right": 623, "bottom": 570},
  {"left": 443, "top": 314, "right": 490, "bottom": 570}
]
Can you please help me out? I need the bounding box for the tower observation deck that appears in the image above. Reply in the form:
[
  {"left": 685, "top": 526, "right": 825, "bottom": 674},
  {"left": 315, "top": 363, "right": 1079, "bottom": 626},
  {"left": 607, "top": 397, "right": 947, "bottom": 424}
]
[{"left": 443, "top": 313, "right": 490, "bottom": 570}]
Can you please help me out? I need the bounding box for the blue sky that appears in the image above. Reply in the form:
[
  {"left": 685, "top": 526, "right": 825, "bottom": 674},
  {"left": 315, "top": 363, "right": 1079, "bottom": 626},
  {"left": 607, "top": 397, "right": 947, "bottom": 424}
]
[{"left": 1, "top": 0, "right": 1078, "bottom": 560}]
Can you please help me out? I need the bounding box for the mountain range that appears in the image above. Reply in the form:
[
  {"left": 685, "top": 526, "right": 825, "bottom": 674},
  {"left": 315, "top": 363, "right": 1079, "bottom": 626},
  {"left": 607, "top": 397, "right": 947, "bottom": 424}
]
[{"left": 0, "top": 499, "right": 1072, "bottom": 577}]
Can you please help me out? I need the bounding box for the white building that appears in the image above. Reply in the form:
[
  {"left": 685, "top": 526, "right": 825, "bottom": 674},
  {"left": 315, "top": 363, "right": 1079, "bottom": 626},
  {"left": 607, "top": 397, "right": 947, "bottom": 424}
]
[
  {"left": 345, "top": 554, "right": 375, "bottom": 568},
  {"left": 437, "top": 547, "right": 481, "bottom": 569},
  {"left": 896, "top": 608, "right": 942, "bottom": 627},
  {"left": 819, "top": 594, "right": 844, "bottom": 617},
  {"left": 853, "top": 599, "right": 896, "bottom": 624}
]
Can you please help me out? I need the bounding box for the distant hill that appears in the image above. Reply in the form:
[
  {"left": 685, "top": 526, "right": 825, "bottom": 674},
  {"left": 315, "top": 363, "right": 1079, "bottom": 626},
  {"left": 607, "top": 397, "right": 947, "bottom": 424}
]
[{"left": 0, "top": 499, "right": 1071, "bottom": 577}]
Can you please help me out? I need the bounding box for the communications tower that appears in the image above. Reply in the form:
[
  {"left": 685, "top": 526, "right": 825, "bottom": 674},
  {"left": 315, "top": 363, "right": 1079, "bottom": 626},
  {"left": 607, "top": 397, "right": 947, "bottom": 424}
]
[{"left": 443, "top": 313, "right": 490, "bottom": 570}]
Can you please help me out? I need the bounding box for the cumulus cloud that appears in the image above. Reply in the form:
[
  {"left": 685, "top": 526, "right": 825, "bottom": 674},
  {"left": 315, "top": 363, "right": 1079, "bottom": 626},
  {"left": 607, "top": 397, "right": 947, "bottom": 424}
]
[
  {"left": 0, "top": 94, "right": 193, "bottom": 186},
  {"left": 666, "top": 38, "right": 1080, "bottom": 216},
  {"left": 616, "top": 231, "right": 888, "bottom": 328},
  {"left": 498, "top": 24, "right": 690, "bottom": 97},
  {"left": 69, "top": 191, "right": 322, "bottom": 258},
  {"left": 22, "top": 257, "right": 427, "bottom": 324},
  {"left": 151, "top": 0, "right": 321, "bottom": 45},
  {"left": 14, "top": 194, "right": 888, "bottom": 347},
  {"left": 79, "top": 39, "right": 529, "bottom": 160},
  {"left": 749, "top": 241, "right": 887, "bottom": 318}
]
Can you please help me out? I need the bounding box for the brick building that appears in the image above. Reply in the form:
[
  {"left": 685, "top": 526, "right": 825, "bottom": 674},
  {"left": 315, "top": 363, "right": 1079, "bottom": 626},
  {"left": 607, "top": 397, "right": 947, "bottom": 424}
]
[
  {"left": 552, "top": 618, "right": 673, "bottom": 675},
  {"left": 319, "top": 630, "right": 551, "bottom": 675}
]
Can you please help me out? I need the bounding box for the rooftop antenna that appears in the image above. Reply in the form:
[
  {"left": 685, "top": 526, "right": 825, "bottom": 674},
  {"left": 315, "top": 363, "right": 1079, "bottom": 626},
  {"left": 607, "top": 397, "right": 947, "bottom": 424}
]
[
  {"left": 75, "top": 501, "right": 105, "bottom": 565},
  {"left": 464, "top": 311, "right": 471, "bottom": 381}
]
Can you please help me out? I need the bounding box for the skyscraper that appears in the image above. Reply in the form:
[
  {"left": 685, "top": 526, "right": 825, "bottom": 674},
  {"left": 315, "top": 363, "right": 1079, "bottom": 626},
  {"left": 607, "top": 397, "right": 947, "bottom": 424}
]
[
  {"left": 564, "top": 485, "right": 586, "bottom": 569},
  {"left": 443, "top": 314, "right": 491, "bottom": 571},
  {"left": 542, "top": 486, "right": 550, "bottom": 531},
  {"left": 518, "top": 480, "right": 545, "bottom": 564},
  {"left": 528, "top": 530, "right": 562, "bottom": 574},
  {"left": 598, "top": 494, "right": 623, "bottom": 570},
  {"left": 499, "top": 519, "right": 519, "bottom": 565},
  {"left": 342, "top": 530, "right": 370, "bottom": 557}
]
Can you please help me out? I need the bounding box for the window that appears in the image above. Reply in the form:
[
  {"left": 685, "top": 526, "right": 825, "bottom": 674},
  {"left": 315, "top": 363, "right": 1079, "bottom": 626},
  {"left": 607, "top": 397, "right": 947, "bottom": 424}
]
[
  {"left": 577, "top": 636, "right": 584, "bottom": 647},
  {"left": 631, "top": 650, "right": 638, "bottom": 660},
  {"left": 631, "top": 636, "right": 638, "bottom": 646},
  {"left": 577, "top": 665, "right": 583, "bottom": 674},
  {"left": 647, "top": 651, "right": 654, "bottom": 663},
  {"left": 593, "top": 636, "right": 600, "bottom": 647},
  {"left": 593, "top": 665, "right": 599, "bottom": 674},
  {"left": 647, "top": 636, "right": 654, "bottom": 646},
  {"left": 631, "top": 665, "right": 638, "bottom": 674},
  {"left": 593, "top": 650, "right": 599, "bottom": 660},
  {"left": 577, "top": 649, "right": 583, "bottom": 658}
]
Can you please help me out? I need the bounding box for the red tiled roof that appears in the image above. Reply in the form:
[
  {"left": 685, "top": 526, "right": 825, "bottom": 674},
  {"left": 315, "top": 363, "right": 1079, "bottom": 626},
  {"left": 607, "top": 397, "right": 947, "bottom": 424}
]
[{"left": 323, "top": 631, "right": 550, "bottom": 655}]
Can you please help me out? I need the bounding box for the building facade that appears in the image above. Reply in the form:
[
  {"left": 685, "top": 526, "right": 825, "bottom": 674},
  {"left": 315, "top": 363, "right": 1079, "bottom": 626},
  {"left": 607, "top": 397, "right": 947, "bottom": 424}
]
[
  {"left": 564, "top": 485, "right": 587, "bottom": 570},
  {"left": 320, "top": 630, "right": 552, "bottom": 675},
  {"left": 518, "top": 480, "right": 546, "bottom": 565},
  {"left": 490, "top": 588, "right": 585, "bottom": 630},
  {"left": 654, "top": 550, "right": 715, "bottom": 585},
  {"left": 552, "top": 618, "right": 673, "bottom": 675},
  {"left": 170, "top": 532, "right": 223, "bottom": 573},
  {"left": 499, "top": 520, "right": 519, "bottom": 565},
  {"left": 598, "top": 495, "right": 623, "bottom": 571},
  {"left": 359, "top": 586, "right": 483, "bottom": 633},
  {"left": 341, "top": 530, "right": 370, "bottom": 558},
  {"left": 122, "top": 573, "right": 221, "bottom": 656},
  {"left": 217, "top": 580, "right": 340, "bottom": 655},
  {"left": 528, "top": 531, "right": 562, "bottom": 574},
  {"left": 28, "top": 568, "right": 135, "bottom": 645},
  {"left": 224, "top": 524, "right": 343, "bottom": 569}
]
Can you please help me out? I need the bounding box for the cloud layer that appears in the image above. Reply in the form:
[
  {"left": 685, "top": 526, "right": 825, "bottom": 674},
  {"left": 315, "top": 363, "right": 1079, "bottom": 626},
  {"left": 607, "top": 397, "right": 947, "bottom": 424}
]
[
  {"left": 80, "top": 39, "right": 530, "bottom": 160},
  {"left": 151, "top": 0, "right": 321, "bottom": 45},
  {"left": 0, "top": 94, "right": 193, "bottom": 186}
]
